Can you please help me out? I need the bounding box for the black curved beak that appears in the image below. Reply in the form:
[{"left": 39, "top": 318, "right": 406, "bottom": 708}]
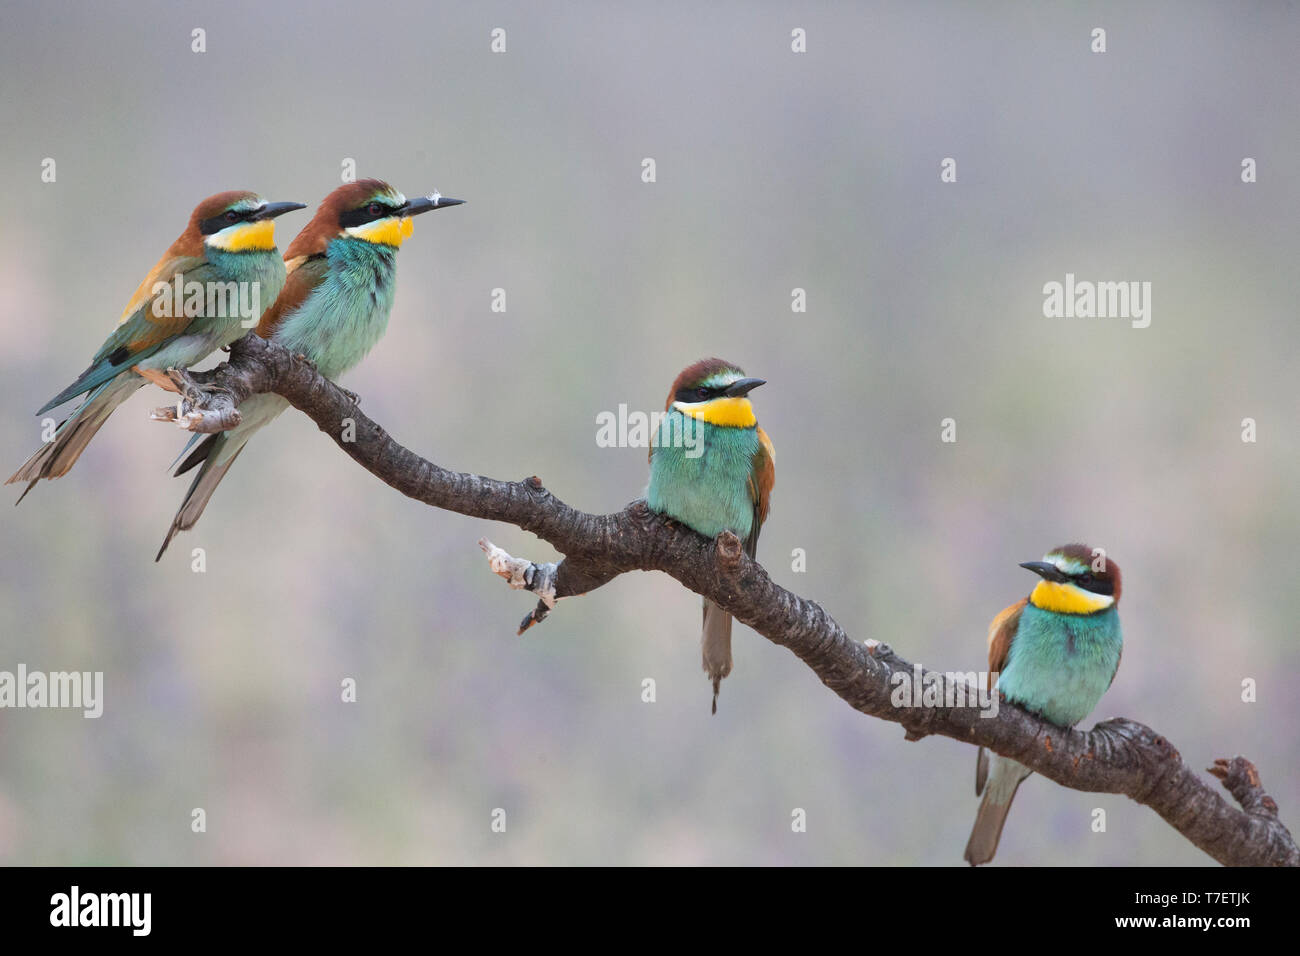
[
  {"left": 253, "top": 201, "right": 308, "bottom": 221},
  {"left": 724, "top": 377, "right": 766, "bottom": 398},
  {"left": 1019, "top": 561, "right": 1067, "bottom": 582},
  {"left": 402, "top": 194, "right": 466, "bottom": 216}
]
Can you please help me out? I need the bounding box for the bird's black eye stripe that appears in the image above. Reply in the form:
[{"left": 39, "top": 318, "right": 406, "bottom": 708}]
[
  {"left": 338, "top": 201, "right": 398, "bottom": 229},
  {"left": 1073, "top": 571, "right": 1114, "bottom": 595},
  {"left": 675, "top": 385, "right": 722, "bottom": 403},
  {"left": 199, "top": 208, "right": 255, "bottom": 235}
]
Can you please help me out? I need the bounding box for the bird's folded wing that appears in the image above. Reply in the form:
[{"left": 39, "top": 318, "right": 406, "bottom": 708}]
[
  {"left": 986, "top": 597, "right": 1027, "bottom": 690},
  {"left": 744, "top": 426, "right": 775, "bottom": 558},
  {"left": 38, "top": 253, "right": 213, "bottom": 412},
  {"left": 255, "top": 253, "right": 328, "bottom": 339},
  {"left": 97, "top": 253, "right": 214, "bottom": 363}
]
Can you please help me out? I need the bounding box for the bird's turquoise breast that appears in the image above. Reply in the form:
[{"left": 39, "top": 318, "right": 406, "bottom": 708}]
[
  {"left": 997, "top": 604, "right": 1122, "bottom": 728},
  {"left": 274, "top": 238, "right": 398, "bottom": 381},
  {"left": 206, "top": 247, "right": 287, "bottom": 312},
  {"left": 163, "top": 248, "right": 286, "bottom": 353},
  {"left": 646, "top": 410, "right": 758, "bottom": 538}
]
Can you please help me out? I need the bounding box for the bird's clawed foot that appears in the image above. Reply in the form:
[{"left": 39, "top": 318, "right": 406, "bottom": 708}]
[
  {"left": 148, "top": 368, "right": 203, "bottom": 425},
  {"left": 293, "top": 352, "right": 318, "bottom": 371},
  {"left": 146, "top": 368, "right": 236, "bottom": 431},
  {"left": 149, "top": 402, "right": 204, "bottom": 430},
  {"left": 159, "top": 367, "right": 208, "bottom": 408}
]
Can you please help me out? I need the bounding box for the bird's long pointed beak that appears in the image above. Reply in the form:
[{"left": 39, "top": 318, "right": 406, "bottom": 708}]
[
  {"left": 1019, "top": 561, "right": 1067, "bottom": 582},
  {"left": 402, "top": 194, "right": 466, "bottom": 216},
  {"left": 724, "top": 377, "right": 766, "bottom": 398},
  {"left": 253, "top": 201, "right": 307, "bottom": 221}
]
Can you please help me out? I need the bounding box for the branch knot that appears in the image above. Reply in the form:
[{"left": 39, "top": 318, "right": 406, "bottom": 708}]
[{"left": 715, "top": 530, "right": 744, "bottom": 568}]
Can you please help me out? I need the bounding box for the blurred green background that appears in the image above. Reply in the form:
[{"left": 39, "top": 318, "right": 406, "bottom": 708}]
[{"left": 1, "top": 1, "right": 1296, "bottom": 865}]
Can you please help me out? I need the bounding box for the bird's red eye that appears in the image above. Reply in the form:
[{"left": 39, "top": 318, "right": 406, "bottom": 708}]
[
  {"left": 696, "top": 387, "right": 709, "bottom": 399},
  {"left": 224, "top": 210, "right": 239, "bottom": 222},
  {"left": 367, "top": 202, "right": 384, "bottom": 217}
]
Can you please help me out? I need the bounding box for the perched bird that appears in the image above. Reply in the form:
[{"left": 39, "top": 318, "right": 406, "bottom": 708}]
[
  {"left": 155, "top": 179, "right": 463, "bottom": 560},
  {"left": 646, "top": 358, "right": 774, "bottom": 713},
  {"left": 8, "top": 191, "right": 304, "bottom": 500},
  {"left": 964, "top": 543, "right": 1124, "bottom": 865}
]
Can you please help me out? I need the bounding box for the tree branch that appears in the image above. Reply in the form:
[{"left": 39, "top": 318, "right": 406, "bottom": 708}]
[{"left": 156, "top": 332, "right": 1299, "bottom": 867}]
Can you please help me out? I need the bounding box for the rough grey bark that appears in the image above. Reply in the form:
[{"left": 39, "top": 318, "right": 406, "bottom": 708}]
[{"left": 153, "top": 331, "right": 1299, "bottom": 867}]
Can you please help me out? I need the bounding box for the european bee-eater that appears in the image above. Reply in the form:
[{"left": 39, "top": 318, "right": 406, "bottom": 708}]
[
  {"left": 155, "top": 179, "right": 463, "bottom": 560},
  {"left": 964, "top": 543, "right": 1124, "bottom": 865},
  {"left": 645, "top": 358, "right": 774, "bottom": 713},
  {"left": 8, "top": 191, "right": 303, "bottom": 500}
]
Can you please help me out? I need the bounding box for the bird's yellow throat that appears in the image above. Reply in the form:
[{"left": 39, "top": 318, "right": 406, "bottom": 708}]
[
  {"left": 674, "top": 397, "right": 756, "bottom": 428},
  {"left": 345, "top": 216, "right": 414, "bottom": 247},
  {"left": 207, "top": 219, "right": 277, "bottom": 252},
  {"left": 1030, "top": 579, "right": 1114, "bottom": 615}
]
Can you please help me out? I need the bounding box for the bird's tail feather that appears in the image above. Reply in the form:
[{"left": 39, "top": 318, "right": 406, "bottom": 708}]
[
  {"left": 702, "top": 598, "right": 733, "bottom": 715},
  {"left": 157, "top": 394, "right": 288, "bottom": 560},
  {"left": 8, "top": 376, "right": 140, "bottom": 496},
  {"left": 168, "top": 431, "right": 208, "bottom": 474},
  {"left": 964, "top": 750, "right": 1032, "bottom": 865},
  {"left": 36, "top": 356, "right": 125, "bottom": 416},
  {"left": 155, "top": 434, "right": 247, "bottom": 561}
]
